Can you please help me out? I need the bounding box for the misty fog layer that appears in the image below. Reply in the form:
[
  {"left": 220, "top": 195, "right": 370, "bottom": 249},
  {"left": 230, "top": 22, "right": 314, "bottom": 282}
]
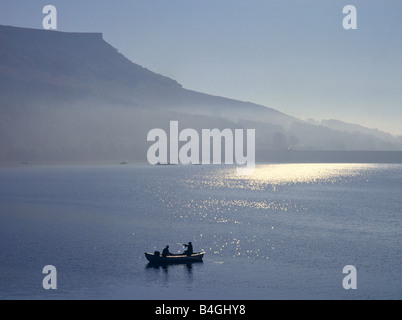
[{"left": 1, "top": 26, "right": 401, "bottom": 163}]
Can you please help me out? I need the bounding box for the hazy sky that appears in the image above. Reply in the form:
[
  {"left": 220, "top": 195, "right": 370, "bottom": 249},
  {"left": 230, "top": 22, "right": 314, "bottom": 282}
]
[{"left": 1, "top": 0, "right": 401, "bottom": 135}]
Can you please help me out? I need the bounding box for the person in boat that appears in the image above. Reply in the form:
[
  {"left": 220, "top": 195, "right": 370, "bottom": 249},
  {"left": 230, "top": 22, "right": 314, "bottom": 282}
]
[
  {"left": 162, "top": 245, "right": 172, "bottom": 257},
  {"left": 183, "top": 242, "right": 193, "bottom": 256}
]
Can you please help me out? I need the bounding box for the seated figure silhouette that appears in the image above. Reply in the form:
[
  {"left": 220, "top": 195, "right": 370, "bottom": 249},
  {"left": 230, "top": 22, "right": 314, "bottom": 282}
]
[
  {"left": 183, "top": 242, "right": 193, "bottom": 256},
  {"left": 162, "top": 245, "right": 172, "bottom": 257}
]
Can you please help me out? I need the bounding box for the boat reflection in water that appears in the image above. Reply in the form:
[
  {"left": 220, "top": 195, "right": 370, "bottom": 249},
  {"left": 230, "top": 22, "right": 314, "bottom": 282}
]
[
  {"left": 145, "top": 260, "right": 202, "bottom": 271},
  {"left": 145, "top": 254, "right": 204, "bottom": 286}
]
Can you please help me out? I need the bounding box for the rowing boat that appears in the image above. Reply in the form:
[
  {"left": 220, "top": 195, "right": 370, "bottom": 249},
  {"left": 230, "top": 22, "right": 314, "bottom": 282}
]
[{"left": 144, "top": 252, "right": 204, "bottom": 264}]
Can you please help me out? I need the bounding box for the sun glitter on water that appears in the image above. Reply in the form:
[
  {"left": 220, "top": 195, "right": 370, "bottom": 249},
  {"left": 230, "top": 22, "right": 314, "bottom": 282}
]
[{"left": 230, "top": 163, "right": 376, "bottom": 187}]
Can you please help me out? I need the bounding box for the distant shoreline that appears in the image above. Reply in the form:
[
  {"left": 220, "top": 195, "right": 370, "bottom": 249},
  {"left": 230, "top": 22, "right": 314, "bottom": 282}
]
[
  {"left": 1, "top": 151, "right": 402, "bottom": 167},
  {"left": 255, "top": 150, "right": 402, "bottom": 164}
]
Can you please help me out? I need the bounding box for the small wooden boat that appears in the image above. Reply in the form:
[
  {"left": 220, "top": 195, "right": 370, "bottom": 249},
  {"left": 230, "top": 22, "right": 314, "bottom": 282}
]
[{"left": 145, "top": 252, "right": 204, "bottom": 264}]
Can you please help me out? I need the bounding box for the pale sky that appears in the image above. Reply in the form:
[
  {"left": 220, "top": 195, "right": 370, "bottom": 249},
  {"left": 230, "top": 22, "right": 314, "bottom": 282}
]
[{"left": 1, "top": 0, "right": 401, "bottom": 135}]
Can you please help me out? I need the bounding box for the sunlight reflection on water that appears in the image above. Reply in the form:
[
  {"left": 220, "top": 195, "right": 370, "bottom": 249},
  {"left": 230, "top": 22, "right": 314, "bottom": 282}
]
[
  {"left": 170, "top": 164, "right": 380, "bottom": 224},
  {"left": 166, "top": 163, "right": 380, "bottom": 261},
  {"left": 235, "top": 163, "right": 375, "bottom": 185},
  {"left": 184, "top": 163, "right": 377, "bottom": 191},
  {"left": 153, "top": 163, "right": 387, "bottom": 264},
  {"left": 149, "top": 163, "right": 393, "bottom": 262}
]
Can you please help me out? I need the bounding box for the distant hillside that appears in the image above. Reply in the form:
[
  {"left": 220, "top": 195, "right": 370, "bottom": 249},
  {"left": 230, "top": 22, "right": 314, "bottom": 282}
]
[
  {"left": 1, "top": 25, "right": 401, "bottom": 163},
  {"left": 320, "top": 119, "right": 402, "bottom": 146}
]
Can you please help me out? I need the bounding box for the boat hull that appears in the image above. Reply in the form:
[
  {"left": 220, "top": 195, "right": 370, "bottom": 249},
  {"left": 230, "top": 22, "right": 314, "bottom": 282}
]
[{"left": 145, "top": 252, "right": 204, "bottom": 264}]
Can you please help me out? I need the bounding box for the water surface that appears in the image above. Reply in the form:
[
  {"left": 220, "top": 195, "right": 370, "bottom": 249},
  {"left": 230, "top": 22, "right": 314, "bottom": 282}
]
[{"left": 0, "top": 163, "right": 401, "bottom": 299}]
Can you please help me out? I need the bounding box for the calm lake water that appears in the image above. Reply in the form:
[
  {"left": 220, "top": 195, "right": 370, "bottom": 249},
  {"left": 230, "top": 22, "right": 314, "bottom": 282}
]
[{"left": 0, "top": 163, "right": 401, "bottom": 299}]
